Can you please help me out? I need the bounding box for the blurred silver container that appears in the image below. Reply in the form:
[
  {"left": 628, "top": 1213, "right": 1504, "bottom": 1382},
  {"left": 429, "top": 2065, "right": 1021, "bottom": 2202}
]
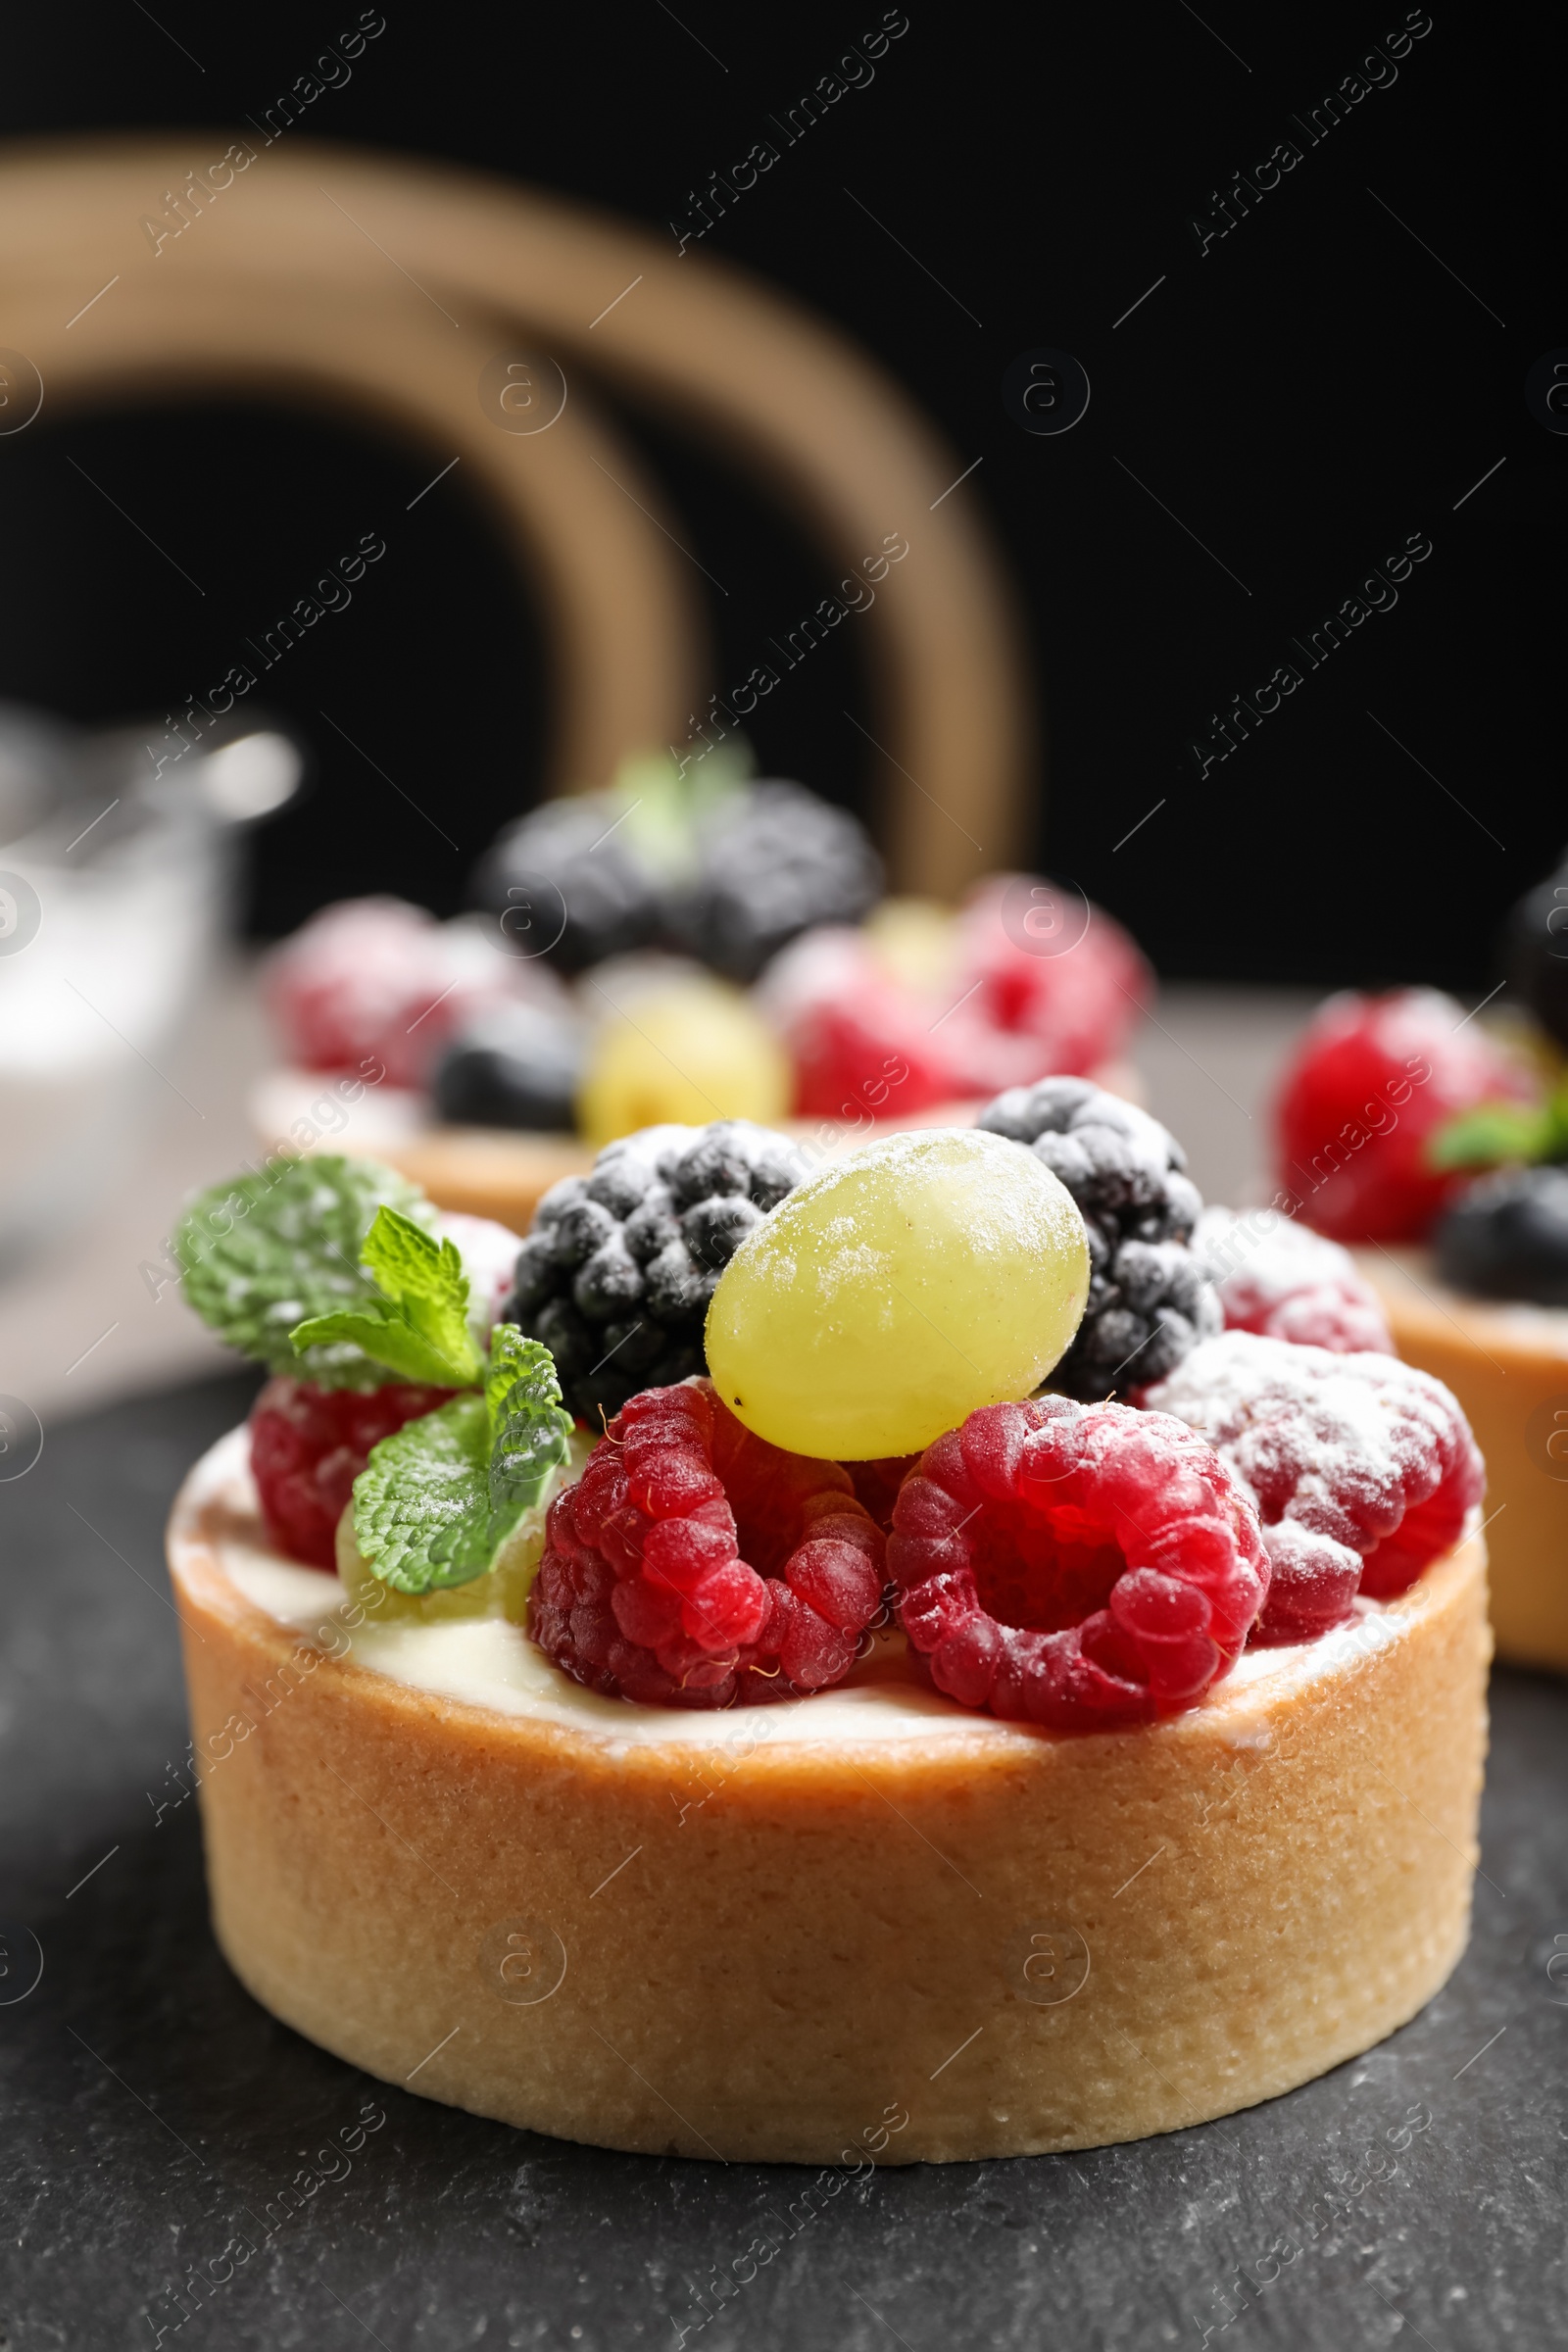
[{"left": 0, "top": 705, "right": 300, "bottom": 1264}]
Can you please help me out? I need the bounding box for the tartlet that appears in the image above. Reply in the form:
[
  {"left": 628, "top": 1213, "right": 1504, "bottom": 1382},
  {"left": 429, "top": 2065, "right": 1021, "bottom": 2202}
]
[
  {"left": 166, "top": 1100, "right": 1492, "bottom": 2164},
  {"left": 1359, "top": 1246, "right": 1568, "bottom": 1672},
  {"left": 170, "top": 1425, "right": 1488, "bottom": 2165}
]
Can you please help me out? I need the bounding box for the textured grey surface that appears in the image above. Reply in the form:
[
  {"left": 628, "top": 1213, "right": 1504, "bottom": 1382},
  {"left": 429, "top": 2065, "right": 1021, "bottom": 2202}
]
[{"left": 2, "top": 1373, "right": 1565, "bottom": 2352}]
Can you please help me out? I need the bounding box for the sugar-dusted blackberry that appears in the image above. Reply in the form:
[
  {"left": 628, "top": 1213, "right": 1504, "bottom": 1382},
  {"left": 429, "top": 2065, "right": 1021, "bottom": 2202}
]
[
  {"left": 471, "top": 790, "right": 664, "bottom": 974},
  {"left": 1435, "top": 1164, "right": 1568, "bottom": 1306},
  {"left": 503, "top": 1119, "right": 809, "bottom": 1423},
  {"left": 977, "top": 1076, "right": 1218, "bottom": 1397},
  {"left": 666, "top": 781, "right": 883, "bottom": 983}
]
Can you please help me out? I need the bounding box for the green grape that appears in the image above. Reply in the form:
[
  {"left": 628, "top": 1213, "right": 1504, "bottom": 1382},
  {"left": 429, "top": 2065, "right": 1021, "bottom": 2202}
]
[
  {"left": 334, "top": 1428, "right": 595, "bottom": 1628},
  {"left": 705, "top": 1129, "right": 1089, "bottom": 1460}
]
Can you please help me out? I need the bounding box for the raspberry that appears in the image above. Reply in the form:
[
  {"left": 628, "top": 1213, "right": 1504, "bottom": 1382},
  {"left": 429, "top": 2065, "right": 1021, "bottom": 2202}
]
[
  {"left": 1194, "top": 1206, "right": 1393, "bottom": 1353},
  {"left": 849, "top": 1454, "right": 921, "bottom": 1533},
  {"left": 1146, "top": 1332, "right": 1484, "bottom": 1645},
  {"left": 263, "top": 898, "right": 530, "bottom": 1090},
  {"left": 760, "top": 879, "right": 1151, "bottom": 1123},
  {"left": 886, "top": 1396, "right": 1268, "bottom": 1729},
  {"left": 760, "top": 926, "right": 972, "bottom": 1119},
  {"left": 956, "top": 876, "right": 1152, "bottom": 1077},
  {"left": 977, "top": 1077, "right": 1220, "bottom": 1396},
  {"left": 250, "top": 1378, "right": 459, "bottom": 1568},
  {"left": 1274, "top": 988, "right": 1531, "bottom": 1243},
  {"left": 527, "top": 1379, "right": 886, "bottom": 1706}
]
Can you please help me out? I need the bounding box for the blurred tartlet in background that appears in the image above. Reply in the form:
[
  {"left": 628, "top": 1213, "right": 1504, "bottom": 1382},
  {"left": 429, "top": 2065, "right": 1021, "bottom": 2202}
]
[
  {"left": 1269, "top": 850, "right": 1568, "bottom": 1673},
  {"left": 252, "top": 751, "right": 1152, "bottom": 1227}
]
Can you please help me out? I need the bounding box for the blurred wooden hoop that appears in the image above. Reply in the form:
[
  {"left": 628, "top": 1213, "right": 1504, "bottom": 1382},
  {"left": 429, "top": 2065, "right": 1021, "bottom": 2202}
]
[
  {"left": 0, "top": 136, "right": 1036, "bottom": 890},
  {"left": 0, "top": 270, "right": 704, "bottom": 795}
]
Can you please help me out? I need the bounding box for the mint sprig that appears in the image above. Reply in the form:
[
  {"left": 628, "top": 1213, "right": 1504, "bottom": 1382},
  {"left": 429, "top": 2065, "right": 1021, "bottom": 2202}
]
[
  {"left": 174, "top": 1155, "right": 436, "bottom": 1384},
  {"left": 1428, "top": 1083, "right": 1568, "bottom": 1174},
  {"left": 351, "top": 1328, "right": 573, "bottom": 1592},
  {"left": 290, "top": 1205, "right": 482, "bottom": 1389}
]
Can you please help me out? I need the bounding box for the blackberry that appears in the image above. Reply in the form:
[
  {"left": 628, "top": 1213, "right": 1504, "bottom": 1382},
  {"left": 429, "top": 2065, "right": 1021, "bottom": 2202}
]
[
  {"left": 1504, "top": 852, "right": 1568, "bottom": 1053},
  {"left": 977, "top": 1076, "right": 1219, "bottom": 1397},
  {"left": 1435, "top": 1164, "right": 1568, "bottom": 1305},
  {"left": 667, "top": 781, "right": 883, "bottom": 983},
  {"left": 432, "top": 1002, "right": 584, "bottom": 1131},
  {"left": 471, "top": 790, "right": 663, "bottom": 975},
  {"left": 504, "top": 1119, "right": 808, "bottom": 1424}
]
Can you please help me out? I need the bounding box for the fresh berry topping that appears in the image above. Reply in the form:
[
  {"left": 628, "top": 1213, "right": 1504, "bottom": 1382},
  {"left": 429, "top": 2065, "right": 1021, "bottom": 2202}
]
[
  {"left": 473, "top": 790, "right": 665, "bottom": 974},
  {"left": 1194, "top": 1205, "right": 1393, "bottom": 1353},
  {"left": 668, "top": 781, "right": 883, "bottom": 982},
  {"left": 956, "top": 876, "right": 1152, "bottom": 1077},
  {"left": 1146, "top": 1331, "right": 1484, "bottom": 1644},
  {"left": 707, "top": 1129, "right": 1090, "bottom": 1461},
  {"left": 1274, "top": 988, "right": 1531, "bottom": 1243},
  {"left": 761, "top": 879, "right": 1150, "bottom": 1123},
  {"left": 977, "top": 1077, "right": 1219, "bottom": 1396},
  {"left": 1504, "top": 852, "right": 1568, "bottom": 1052},
  {"left": 504, "top": 1121, "right": 808, "bottom": 1425},
  {"left": 527, "top": 1378, "right": 886, "bottom": 1706},
  {"left": 1434, "top": 1164, "right": 1568, "bottom": 1306},
  {"left": 250, "top": 1377, "right": 458, "bottom": 1568},
  {"left": 432, "top": 1001, "right": 585, "bottom": 1132},
  {"left": 760, "top": 925, "right": 969, "bottom": 1119},
  {"left": 474, "top": 770, "right": 882, "bottom": 983},
  {"left": 263, "top": 898, "right": 515, "bottom": 1089},
  {"left": 886, "top": 1396, "right": 1268, "bottom": 1728},
  {"left": 849, "top": 1454, "right": 921, "bottom": 1534}
]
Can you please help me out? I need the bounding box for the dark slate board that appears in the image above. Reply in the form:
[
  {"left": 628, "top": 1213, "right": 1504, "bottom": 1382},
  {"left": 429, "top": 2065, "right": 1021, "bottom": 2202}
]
[{"left": 2, "top": 1373, "right": 1565, "bottom": 2352}]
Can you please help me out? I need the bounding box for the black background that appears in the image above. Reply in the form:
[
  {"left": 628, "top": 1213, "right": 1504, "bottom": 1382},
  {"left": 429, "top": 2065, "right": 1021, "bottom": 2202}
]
[{"left": 0, "top": 2, "right": 1555, "bottom": 988}]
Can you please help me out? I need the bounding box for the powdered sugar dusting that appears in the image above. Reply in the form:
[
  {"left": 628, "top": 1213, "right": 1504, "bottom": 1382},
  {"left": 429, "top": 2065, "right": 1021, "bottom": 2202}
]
[
  {"left": 1196, "top": 1205, "right": 1392, "bottom": 1353},
  {"left": 1147, "top": 1329, "right": 1483, "bottom": 1640}
]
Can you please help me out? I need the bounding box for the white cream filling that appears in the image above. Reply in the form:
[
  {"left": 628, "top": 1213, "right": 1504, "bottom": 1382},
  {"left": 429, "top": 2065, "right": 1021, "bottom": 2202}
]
[{"left": 186, "top": 1425, "right": 1417, "bottom": 1753}]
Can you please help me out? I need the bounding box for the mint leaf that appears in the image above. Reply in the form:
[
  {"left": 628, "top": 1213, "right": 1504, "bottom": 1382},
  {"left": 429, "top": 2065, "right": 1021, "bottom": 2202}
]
[
  {"left": 486, "top": 1327, "right": 574, "bottom": 1518},
  {"left": 174, "top": 1155, "right": 435, "bottom": 1383},
  {"left": 290, "top": 1206, "right": 482, "bottom": 1388},
  {"left": 1427, "top": 1101, "right": 1550, "bottom": 1171},
  {"left": 352, "top": 1324, "right": 573, "bottom": 1592},
  {"left": 350, "top": 1396, "right": 495, "bottom": 1592}
]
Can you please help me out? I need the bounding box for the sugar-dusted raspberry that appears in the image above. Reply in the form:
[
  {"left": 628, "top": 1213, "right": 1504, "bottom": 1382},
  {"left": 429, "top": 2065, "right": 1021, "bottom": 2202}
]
[
  {"left": 886, "top": 1396, "right": 1268, "bottom": 1729},
  {"left": 759, "top": 926, "right": 970, "bottom": 1119},
  {"left": 250, "top": 1377, "right": 459, "bottom": 1568},
  {"left": 1193, "top": 1206, "right": 1393, "bottom": 1354},
  {"left": 263, "top": 898, "right": 519, "bottom": 1089},
  {"left": 760, "top": 880, "right": 1151, "bottom": 1124},
  {"left": 956, "top": 875, "right": 1152, "bottom": 1078},
  {"left": 528, "top": 1379, "right": 885, "bottom": 1706},
  {"left": 1146, "top": 1331, "right": 1484, "bottom": 1645},
  {"left": 1274, "top": 987, "right": 1531, "bottom": 1243}
]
